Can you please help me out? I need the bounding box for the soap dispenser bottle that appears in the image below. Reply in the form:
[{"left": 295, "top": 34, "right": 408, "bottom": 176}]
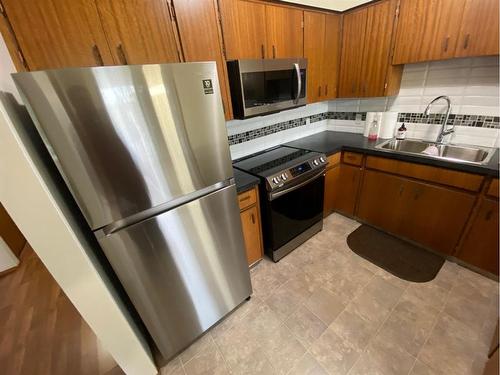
[
  {"left": 396, "top": 123, "right": 407, "bottom": 140},
  {"left": 368, "top": 119, "right": 379, "bottom": 141}
]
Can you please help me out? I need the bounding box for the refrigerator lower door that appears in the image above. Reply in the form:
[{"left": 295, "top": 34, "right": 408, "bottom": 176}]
[{"left": 97, "top": 184, "right": 252, "bottom": 360}]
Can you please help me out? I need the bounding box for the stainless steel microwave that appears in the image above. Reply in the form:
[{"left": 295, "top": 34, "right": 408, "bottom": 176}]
[{"left": 227, "top": 58, "right": 307, "bottom": 119}]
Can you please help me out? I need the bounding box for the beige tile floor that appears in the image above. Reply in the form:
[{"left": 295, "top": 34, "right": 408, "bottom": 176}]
[{"left": 161, "top": 213, "right": 499, "bottom": 375}]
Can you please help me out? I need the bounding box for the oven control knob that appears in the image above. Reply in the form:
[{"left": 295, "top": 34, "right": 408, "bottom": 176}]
[
  {"left": 313, "top": 159, "right": 320, "bottom": 166},
  {"left": 272, "top": 177, "right": 280, "bottom": 184},
  {"left": 280, "top": 173, "right": 288, "bottom": 180},
  {"left": 319, "top": 156, "right": 326, "bottom": 163}
]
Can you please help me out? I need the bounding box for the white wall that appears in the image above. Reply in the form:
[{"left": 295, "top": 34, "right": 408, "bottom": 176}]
[{"left": 0, "top": 34, "right": 156, "bottom": 375}]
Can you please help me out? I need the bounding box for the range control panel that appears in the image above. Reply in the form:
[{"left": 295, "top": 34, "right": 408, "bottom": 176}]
[{"left": 265, "top": 154, "right": 327, "bottom": 191}]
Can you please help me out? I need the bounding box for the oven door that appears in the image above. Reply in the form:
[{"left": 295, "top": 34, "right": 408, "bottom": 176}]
[{"left": 262, "top": 169, "right": 324, "bottom": 259}]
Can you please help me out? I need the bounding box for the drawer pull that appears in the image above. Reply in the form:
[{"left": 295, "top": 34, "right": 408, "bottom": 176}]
[
  {"left": 251, "top": 213, "right": 255, "bottom": 224},
  {"left": 239, "top": 196, "right": 251, "bottom": 202}
]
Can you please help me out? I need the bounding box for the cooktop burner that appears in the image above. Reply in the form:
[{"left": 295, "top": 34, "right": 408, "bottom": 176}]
[{"left": 236, "top": 147, "right": 310, "bottom": 175}]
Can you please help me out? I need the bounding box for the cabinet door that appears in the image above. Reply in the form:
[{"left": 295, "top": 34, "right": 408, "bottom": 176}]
[
  {"left": 359, "top": 0, "right": 397, "bottom": 97},
  {"left": 332, "top": 164, "right": 361, "bottom": 216},
  {"left": 455, "top": 0, "right": 499, "bottom": 58},
  {"left": 265, "top": 5, "right": 303, "bottom": 59},
  {"left": 240, "top": 206, "right": 263, "bottom": 265},
  {"left": 399, "top": 178, "right": 475, "bottom": 255},
  {"left": 393, "top": 0, "right": 466, "bottom": 64},
  {"left": 457, "top": 198, "right": 499, "bottom": 275},
  {"left": 218, "top": 0, "right": 267, "bottom": 60},
  {"left": 174, "top": 0, "right": 232, "bottom": 120},
  {"left": 338, "top": 8, "right": 367, "bottom": 97},
  {"left": 96, "top": 0, "right": 180, "bottom": 65},
  {"left": 304, "top": 11, "right": 325, "bottom": 103},
  {"left": 0, "top": 203, "right": 26, "bottom": 258},
  {"left": 324, "top": 164, "right": 339, "bottom": 216},
  {"left": 1, "top": 0, "right": 113, "bottom": 69},
  {"left": 323, "top": 14, "right": 341, "bottom": 100},
  {"left": 358, "top": 170, "right": 406, "bottom": 234}
]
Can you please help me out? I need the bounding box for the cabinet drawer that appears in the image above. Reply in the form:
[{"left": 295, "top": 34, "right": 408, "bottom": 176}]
[
  {"left": 326, "top": 153, "right": 341, "bottom": 169},
  {"left": 342, "top": 152, "right": 363, "bottom": 166},
  {"left": 487, "top": 179, "right": 499, "bottom": 198},
  {"left": 365, "top": 156, "right": 484, "bottom": 192},
  {"left": 240, "top": 205, "right": 263, "bottom": 266},
  {"left": 238, "top": 187, "right": 257, "bottom": 210}
]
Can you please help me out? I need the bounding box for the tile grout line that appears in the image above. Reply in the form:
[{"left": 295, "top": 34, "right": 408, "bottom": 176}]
[{"left": 209, "top": 332, "right": 233, "bottom": 375}]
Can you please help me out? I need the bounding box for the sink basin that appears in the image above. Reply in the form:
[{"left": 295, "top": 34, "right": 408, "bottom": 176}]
[{"left": 376, "top": 139, "right": 495, "bottom": 165}]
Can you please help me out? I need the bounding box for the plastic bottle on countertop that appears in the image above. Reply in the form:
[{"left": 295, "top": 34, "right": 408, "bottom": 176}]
[
  {"left": 396, "top": 123, "right": 407, "bottom": 140},
  {"left": 368, "top": 119, "right": 379, "bottom": 141}
]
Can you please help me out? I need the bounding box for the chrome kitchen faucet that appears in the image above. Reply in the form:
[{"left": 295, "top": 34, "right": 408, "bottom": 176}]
[{"left": 423, "top": 95, "right": 454, "bottom": 144}]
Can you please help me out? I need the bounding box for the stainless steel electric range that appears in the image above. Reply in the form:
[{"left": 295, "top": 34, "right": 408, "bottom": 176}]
[{"left": 234, "top": 146, "right": 327, "bottom": 261}]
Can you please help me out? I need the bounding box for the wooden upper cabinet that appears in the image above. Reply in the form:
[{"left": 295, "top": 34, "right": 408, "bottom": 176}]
[
  {"left": 323, "top": 14, "right": 340, "bottom": 100},
  {"left": 218, "top": 0, "right": 267, "bottom": 59},
  {"left": 1, "top": 0, "right": 113, "bottom": 69},
  {"left": 304, "top": 11, "right": 325, "bottom": 103},
  {"left": 96, "top": 0, "right": 180, "bottom": 65},
  {"left": 455, "top": 0, "right": 499, "bottom": 58},
  {"left": 265, "top": 5, "right": 303, "bottom": 59},
  {"left": 174, "top": 0, "right": 233, "bottom": 119},
  {"left": 360, "top": 0, "right": 398, "bottom": 97},
  {"left": 338, "top": 7, "right": 367, "bottom": 97},
  {"left": 393, "top": 0, "right": 467, "bottom": 64}
]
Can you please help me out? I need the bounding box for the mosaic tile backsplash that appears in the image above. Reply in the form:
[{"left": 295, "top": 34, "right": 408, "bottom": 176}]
[{"left": 227, "top": 111, "right": 499, "bottom": 145}]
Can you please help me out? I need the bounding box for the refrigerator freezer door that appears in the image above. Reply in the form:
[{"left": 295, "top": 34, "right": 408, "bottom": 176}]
[
  {"left": 96, "top": 184, "right": 252, "bottom": 360},
  {"left": 13, "top": 63, "right": 232, "bottom": 230}
]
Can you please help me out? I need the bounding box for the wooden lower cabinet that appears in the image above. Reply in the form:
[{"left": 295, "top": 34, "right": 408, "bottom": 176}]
[
  {"left": 324, "top": 159, "right": 361, "bottom": 217},
  {"left": 238, "top": 187, "right": 263, "bottom": 266},
  {"left": 0, "top": 203, "right": 26, "bottom": 258},
  {"left": 358, "top": 170, "right": 476, "bottom": 255},
  {"left": 456, "top": 198, "right": 499, "bottom": 275}
]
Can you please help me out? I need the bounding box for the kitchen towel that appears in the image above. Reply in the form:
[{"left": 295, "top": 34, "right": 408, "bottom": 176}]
[
  {"left": 364, "top": 112, "right": 383, "bottom": 137},
  {"left": 379, "top": 111, "right": 399, "bottom": 139}
]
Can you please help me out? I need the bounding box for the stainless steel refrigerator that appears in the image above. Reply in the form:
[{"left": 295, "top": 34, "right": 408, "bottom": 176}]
[{"left": 13, "top": 62, "right": 252, "bottom": 361}]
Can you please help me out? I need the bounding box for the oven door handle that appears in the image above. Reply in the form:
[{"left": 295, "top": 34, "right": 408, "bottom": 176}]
[
  {"left": 269, "top": 168, "right": 325, "bottom": 201},
  {"left": 293, "top": 63, "right": 301, "bottom": 104}
]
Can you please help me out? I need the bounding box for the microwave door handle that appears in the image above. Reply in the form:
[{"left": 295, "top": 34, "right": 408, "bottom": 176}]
[{"left": 293, "top": 63, "right": 301, "bottom": 104}]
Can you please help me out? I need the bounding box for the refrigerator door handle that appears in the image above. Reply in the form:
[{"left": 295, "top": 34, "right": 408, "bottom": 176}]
[{"left": 96, "top": 179, "right": 234, "bottom": 238}]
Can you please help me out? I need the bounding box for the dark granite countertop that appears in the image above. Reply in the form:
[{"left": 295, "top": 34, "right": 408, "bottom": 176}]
[
  {"left": 285, "top": 131, "right": 500, "bottom": 177},
  {"left": 233, "top": 167, "right": 260, "bottom": 193}
]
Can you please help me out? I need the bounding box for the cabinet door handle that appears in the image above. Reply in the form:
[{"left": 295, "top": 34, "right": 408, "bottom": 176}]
[
  {"left": 325, "top": 84, "right": 328, "bottom": 96},
  {"left": 485, "top": 209, "right": 493, "bottom": 221},
  {"left": 443, "top": 37, "right": 450, "bottom": 52},
  {"left": 272, "top": 45, "right": 276, "bottom": 59},
  {"left": 92, "top": 45, "right": 104, "bottom": 66},
  {"left": 399, "top": 185, "right": 404, "bottom": 196},
  {"left": 117, "top": 43, "right": 128, "bottom": 65},
  {"left": 251, "top": 213, "right": 255, "bottom": 224},
  {"left": 261, "top": 44, "right": 265, "bottom": 59},
  {"left": 463, "top": 34, "right": 470, "bottom": 50},
  {"left": 239, "top": 195, "right": 250, "bottom": 202}
]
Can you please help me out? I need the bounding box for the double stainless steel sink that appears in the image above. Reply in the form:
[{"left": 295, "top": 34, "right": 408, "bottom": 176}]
[{"left": 376, "top": 139, "right": 496, "bottom": 165}]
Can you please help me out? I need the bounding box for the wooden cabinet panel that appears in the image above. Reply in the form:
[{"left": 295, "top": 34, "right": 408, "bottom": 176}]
[
  {"left": 1, "top": 0, "right": 114, "bottom": 69},
  {"left": 358, "top": 170, "right": 476, "bottom": 255},
  {"left": 487, "top": 178, "right": 499, "bottom": 198},
  {"left": 323, "top": 14, "right": 341, "bottom": 100},
  {"left": 218, "top": 0, "right": 267, "bottom": 60},
  {"left": 326, "top": 152, "right": 341, "bottom": 168},
  {"left": 399, "top": 178, "right": 476, "bottom": 255},
  {"left": 456, "top": 198, "right": 499, "bottom": 275},
  {"left": 324, "top": 164, "right": 361, "bottom": 216},
  {"left": 304, "top": 11, "right": 325, "bottom": 103},
  {"left": 455, "top": 0, "right": 500, "bottom": 58},
  {"left": 365, "top": 156, "right": 484, "bottom": 192},
  {"left": 358, "top": 170, "right": 406, "bottom": 234},
  {"left": 265, "top": 5, "right": 303, "bottom": 59},
  {"left": 342, "top": 152, "right": 363, "bottom": 166},
  {"left": 174, "top": 0, "right": 232, "bottom": 119},
  {"left": 323, "top": 164, "right": 339, "bottom": 216},
  {"left": 393, "top": 0, "right": 466, "bottom": 64},
  {"left": 240, "top": 205, "right": 263, "bottom": 265},
  {"left": 96, "top": 0, "right": 180, "bottom": 65},
  {"left": 238, "top": 187, "right": 257, "bottom": 210},
  {"left": 0, "top": 203, "right": 26, "bottom": 258},
  {"left": 338, "top": 7, "right": 367, "bottom": 97},
  {"left": 360, "top": 0, "right": 398, "bottom": 97}
]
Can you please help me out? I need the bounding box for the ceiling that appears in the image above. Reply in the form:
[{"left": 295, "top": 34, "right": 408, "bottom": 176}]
[{"left": 281, "top": 0, "right": 373, "bottom": 11}]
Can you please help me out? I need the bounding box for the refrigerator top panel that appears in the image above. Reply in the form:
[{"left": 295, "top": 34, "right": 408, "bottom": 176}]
[{"left": 13, "top": 62, "right": 233, "bottom": 230}]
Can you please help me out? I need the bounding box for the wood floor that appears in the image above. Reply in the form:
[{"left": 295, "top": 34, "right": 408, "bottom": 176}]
[{"left": 0, "top": 244, "right": 125, "bottom": 375}]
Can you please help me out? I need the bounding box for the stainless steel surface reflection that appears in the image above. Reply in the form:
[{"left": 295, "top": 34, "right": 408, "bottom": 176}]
[
  {"left": 13, "top": 63, "right": 233, "bottom": 230},
  {"left": 97, "top": 184, "right": 251, "bottom": 359},
  {"left": 376, "top": 138, "right": 495, "bottom": 165}
]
